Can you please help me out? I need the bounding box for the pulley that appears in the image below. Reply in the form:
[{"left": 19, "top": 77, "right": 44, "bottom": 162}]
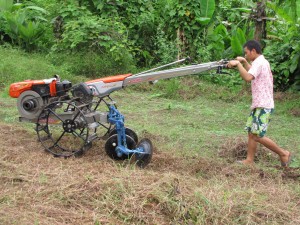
[{"left": 17, "top": 90, "right": 44, "bottom": 120}]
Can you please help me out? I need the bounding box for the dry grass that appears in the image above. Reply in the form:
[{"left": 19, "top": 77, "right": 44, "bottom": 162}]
[
  {"left": 290, "top": 108, "right": 300, "bottom": 117},
  {"left": 218, "top": 136, "right": 279, "bottom": 164},
  {"left": 1, "top": 123, "right": 300, "bottom": 225}
]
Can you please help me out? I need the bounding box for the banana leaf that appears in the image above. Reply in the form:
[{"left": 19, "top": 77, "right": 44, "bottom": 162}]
[
  {"left": 230, "top": 8, "right": 252, "bottom": 13},
  {"left": 0, "top": 0, "right": 13, "bottom": 12},
  {"left": 25, "top": 6, "right": 48, "bottom": 15},
  {"left": 231, "top": 28, "right": 246, "bottom": 56},
  {"left": 199, "top": 0, "right": 215, "bottom": 25}
]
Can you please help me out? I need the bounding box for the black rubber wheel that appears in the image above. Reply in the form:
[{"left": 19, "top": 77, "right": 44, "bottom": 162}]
[
  {"left": 135, "top": 138, "right": 153, "bottom": 168},
  {"left": 105, "top": 134, "right": 136, "bottom": 160},
  {"left": 108, "top": 127, "right": 138, "bottom": 144}
]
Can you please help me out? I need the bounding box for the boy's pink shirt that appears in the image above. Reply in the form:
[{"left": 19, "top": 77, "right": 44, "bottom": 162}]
[{"left": 248, "top": 55, "right": 274, "bottom": 110}]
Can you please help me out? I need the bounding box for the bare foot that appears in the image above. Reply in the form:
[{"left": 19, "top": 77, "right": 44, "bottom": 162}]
[
  {"left": 237, "top": 160, "right": 254, "bottom": 165},
  {"left": 279, "top": 151, "right": 292, "bottom": 167}
]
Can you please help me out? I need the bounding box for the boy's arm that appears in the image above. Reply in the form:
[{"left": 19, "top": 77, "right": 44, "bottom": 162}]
[
  {"left": 227, "top": 60, "right": 254, "bottom": 82},
  {"left": 236, "top": 57, "right": 251, "bottom": 71}
]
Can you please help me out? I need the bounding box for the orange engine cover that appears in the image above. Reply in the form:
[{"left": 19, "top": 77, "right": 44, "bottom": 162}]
[{"left": 9, "top": 79, "right": 57, "bottom": 98}]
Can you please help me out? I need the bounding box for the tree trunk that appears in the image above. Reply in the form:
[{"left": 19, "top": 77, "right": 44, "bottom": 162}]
[
  {"left": 177, "top": 28, "right": 187, "bottom": 60},
  {"left": 254, "top": 1, "right": 267, "bottom": 42}
]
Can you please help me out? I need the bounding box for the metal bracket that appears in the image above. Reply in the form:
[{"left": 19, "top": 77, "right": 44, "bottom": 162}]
[{"left": 108, "top": 105, "right": 145, "bottom": 157}]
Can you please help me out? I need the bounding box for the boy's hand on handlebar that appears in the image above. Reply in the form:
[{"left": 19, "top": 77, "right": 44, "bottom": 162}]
[{"left": 227, "top": 60, "right": 240, "bottom": 68}]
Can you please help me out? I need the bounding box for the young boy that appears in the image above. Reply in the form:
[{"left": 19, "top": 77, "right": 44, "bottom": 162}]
[{"left": 227, "top": 40, "right": 292, "bottom": 167}]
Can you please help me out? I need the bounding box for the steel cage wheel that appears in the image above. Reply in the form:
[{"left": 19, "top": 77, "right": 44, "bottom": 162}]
[{"left": 36, "top": 100, "right": 89, "bottom": 157}]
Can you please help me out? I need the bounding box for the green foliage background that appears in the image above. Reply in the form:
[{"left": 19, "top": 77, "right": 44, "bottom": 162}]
[{"left": 0, "top": 0, "right": 299, "bottom": 91}]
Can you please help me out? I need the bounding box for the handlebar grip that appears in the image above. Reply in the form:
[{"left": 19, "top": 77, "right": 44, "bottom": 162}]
[
  {"left": 222, "top": 60, "right": 229, "bottom": 65},
  {"left": 221, "top": 64, "right": 229, "bottom": 69},
  {"left": 216, "top": 64, "right": 231, "bottom": 75}
]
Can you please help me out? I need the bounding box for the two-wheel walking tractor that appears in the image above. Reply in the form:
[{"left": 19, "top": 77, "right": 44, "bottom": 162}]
[{"left": 9, "top": 58, "right": 228, "bottom": 168}]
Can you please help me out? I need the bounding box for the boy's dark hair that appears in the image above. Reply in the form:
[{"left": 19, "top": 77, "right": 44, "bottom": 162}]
[{"left": 243, "top": 40, "right": 262, "bottom": 54}]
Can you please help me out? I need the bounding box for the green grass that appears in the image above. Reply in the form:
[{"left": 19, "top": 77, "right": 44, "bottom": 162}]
[{"left": 113, "top": 88, "right": 300, "bottom": 161}]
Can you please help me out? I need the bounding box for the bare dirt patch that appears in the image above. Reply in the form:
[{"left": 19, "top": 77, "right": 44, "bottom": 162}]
[
  {"left": 290, "top": 108, "right": 300, "bottom": 117},
  {"left": 218, "top": 136, "right": 278, "bottom": 163}
]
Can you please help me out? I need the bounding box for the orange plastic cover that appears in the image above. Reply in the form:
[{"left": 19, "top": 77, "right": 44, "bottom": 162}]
[
  {"left": 49, "top": 80, "right": 57, "bottom": 97},
  {"left": 9, "top": 80, "right": 45, "bottom": 98},
  {"left": 85, "top": 73, "right": 132, "bottom": 84}
]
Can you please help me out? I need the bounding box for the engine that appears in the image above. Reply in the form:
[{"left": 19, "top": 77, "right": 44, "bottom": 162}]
[{"left": 9, "top": 76, "right": 72, "bottom": 121}]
